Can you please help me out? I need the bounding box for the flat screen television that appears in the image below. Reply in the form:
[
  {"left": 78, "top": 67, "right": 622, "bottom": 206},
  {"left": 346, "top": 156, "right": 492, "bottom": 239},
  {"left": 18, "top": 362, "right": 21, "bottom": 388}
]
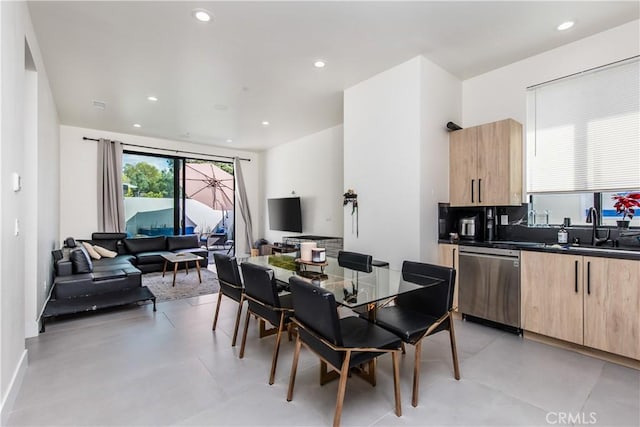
[{"left": 268, "top": 197, "right": 302, "bottom": 232}]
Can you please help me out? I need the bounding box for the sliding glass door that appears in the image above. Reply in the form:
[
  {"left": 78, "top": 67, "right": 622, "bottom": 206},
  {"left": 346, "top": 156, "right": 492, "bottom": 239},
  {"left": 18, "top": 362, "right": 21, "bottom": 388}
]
[{"left": 122, "top": 152, "right": 235, "bottom": 248}]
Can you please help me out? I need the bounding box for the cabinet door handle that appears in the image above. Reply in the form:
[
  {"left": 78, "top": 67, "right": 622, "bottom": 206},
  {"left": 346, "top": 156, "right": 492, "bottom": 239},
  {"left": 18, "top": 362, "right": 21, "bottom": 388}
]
[
  {"left": 452, "top": 248, "right": 456, "bottom": 270},
  {"left": 587, "top": 261, "right": 591, "bottom": 295},
  {"left": 574, "top": 260, "right": 578, "bottom": 293},
  {"left": 471, "top": 179, "right": 475, "bottom": 203},
  {"left": 478, "top": 179, "right": 482, "bottom": 203}
]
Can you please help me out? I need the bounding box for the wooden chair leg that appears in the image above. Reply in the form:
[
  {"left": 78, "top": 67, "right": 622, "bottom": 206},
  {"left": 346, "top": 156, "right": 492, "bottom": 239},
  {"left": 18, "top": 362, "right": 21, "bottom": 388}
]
[
  {"left": 392, "top": 351, "right": 402, "bottom": 417},
  {"left": 268, "top": 312, "right": 286, "bottom": 385},
  {"left": 333, "top": 351, "right": 351, "bottom": 427},
  {"left": 448, "top": 313, "right": 461, "bottom": 380},
  {"left": 287, "top": 335, "right": 302, "bottom": 401},
  {"left": 412, "top": 340, "right": 423, "bottom": 407},
  {"left": 239, "top": 308, "right": 251, "bottom": 359},
  {"left": 212, "top": 292, "right": 223, "bottom": 331},
  {"left": 231, "top": 295, "right": 244, "bottom": 347}
]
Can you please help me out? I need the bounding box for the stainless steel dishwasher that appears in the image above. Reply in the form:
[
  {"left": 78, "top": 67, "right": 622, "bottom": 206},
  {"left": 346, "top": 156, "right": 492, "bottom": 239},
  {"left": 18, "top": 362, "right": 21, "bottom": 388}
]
[{"left": 458, "top": 246, "right": 521, "bottom": 331}]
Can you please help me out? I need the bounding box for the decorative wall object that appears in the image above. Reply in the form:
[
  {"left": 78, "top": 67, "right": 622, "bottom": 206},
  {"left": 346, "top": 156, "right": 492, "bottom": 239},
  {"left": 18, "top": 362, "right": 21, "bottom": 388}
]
[{"left": 343, "top": 189, "right": 358, "bottom": 237}]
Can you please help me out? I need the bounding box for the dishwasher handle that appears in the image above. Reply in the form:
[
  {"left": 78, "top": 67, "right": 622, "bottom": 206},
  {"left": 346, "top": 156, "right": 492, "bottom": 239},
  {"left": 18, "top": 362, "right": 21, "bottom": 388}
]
[{"left": 459, "top": 252, "right": 519, "bottom": 262}]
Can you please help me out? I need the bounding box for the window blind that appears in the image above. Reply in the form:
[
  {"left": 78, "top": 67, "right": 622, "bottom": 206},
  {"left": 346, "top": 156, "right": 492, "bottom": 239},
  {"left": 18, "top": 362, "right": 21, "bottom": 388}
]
[{"left": 526, "top": 57, "right": 639, "bottom": 193}]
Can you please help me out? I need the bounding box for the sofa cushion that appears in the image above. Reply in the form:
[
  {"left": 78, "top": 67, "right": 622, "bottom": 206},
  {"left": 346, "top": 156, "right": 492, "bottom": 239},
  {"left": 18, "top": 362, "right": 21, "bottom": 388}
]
[
  {"left": 90, "top": 232, "right": 127, "bottom": 253},
  {"left": 93, "top": 245, "right": 118, "bottom": 258},
  {"left": 136, "top": 251, "right": 173, "bottom": 265},
  {"left": 70, "top": 247, "right": 93, "bottom": 273},
  {"left": 82, "top": 241, "right": 102, "bottom": 260},
  {"left": 167, "top": 235, "right": 199, "bottom": 251},
  {"left": 124, "top": 236, "right": 166, "bottom": 254},
  {"left": 93, "top": 254, "right": 137, "bottom": 267}
]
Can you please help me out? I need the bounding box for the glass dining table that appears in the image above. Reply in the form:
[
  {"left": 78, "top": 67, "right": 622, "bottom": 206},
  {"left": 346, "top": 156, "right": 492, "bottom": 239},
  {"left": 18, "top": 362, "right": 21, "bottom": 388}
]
[{"left": 238, "top": 254, "right": 442, "bottom": 314}]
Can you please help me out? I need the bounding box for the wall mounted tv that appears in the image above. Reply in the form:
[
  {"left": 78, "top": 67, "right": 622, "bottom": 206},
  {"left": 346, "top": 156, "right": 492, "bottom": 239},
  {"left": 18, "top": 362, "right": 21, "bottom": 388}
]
[{"left": 268, "top": 197, "right": 302, "bottom": 232}]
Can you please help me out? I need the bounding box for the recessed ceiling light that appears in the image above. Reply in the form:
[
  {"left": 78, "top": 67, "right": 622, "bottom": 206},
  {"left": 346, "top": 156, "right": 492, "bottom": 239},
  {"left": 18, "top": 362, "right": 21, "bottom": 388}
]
[
  {"left": 557, "top": 21, "right": 574, "bottom": 31},
  {"left": 147, "top": 96, "right": 158, "bottom": 102},
  {"left": 314, "top": 60, "right": 326, "bottom": 68},
  {"left": 226, "top": 139, "right": 233, "bottom": 143},
  {"left": 192, "top": 8, "right": 211, "bottom": 22},
  {"left": 133, "top": 123, "right": 141, "bottom": 128},
  {"left": 261, "top": 121, "right": 270, "bottom": 126}
]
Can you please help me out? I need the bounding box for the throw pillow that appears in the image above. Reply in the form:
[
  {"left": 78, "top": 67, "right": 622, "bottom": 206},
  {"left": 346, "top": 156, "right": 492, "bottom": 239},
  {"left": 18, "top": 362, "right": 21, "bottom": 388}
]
[
  {"left": 93, "top": 245, "right": 117, "bottom": 258},
  {"left": 82, "top": 241, "right": 101, "bottom": 260},
  {"left": 70, "top": 247, "right": 93, "bottom": 273}
]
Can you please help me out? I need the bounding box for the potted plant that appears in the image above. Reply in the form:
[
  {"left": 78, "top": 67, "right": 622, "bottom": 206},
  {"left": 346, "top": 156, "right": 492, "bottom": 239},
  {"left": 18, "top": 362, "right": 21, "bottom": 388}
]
[{"left": 612, "top": 192, "right": 640, "bottom": 229}]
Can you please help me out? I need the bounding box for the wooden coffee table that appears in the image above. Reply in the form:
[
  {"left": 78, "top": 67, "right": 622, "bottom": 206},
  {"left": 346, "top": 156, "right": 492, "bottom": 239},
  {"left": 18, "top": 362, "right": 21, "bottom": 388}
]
[{"left": 161, "top": 253, "right": 204, "bottom": 287}]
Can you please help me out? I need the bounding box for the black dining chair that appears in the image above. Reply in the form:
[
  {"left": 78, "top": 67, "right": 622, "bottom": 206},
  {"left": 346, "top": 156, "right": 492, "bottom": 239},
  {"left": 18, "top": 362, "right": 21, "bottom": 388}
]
[
  {"left": 287, "top": 276, "right": 403, "bottom": 427},
  {"left": 212, "top": 253, "right": 245, "bottom": 346},
  {"left": 372, "top": 261, "right": 460, "bottom": 407},
  {"left": 337, "top": 250, "right": 373, "bottom": 273},
  {"left": 239, "top": 262, "right": 294, "bottom": 385}
]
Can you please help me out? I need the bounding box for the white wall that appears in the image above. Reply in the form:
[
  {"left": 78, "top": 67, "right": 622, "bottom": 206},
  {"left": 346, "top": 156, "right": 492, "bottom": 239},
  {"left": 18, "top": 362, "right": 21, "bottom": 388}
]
[
  {"left": 261, "top": 125, "right": 343, "bottom": 244},
  {"left": 59, "top": 126, "right": 260, "bottom": 255},
  {"left": 0, "top": 1, "right": 60, "bottom": 422},
  {"left": 463, "top": 20, "right": 640, "bottom": 127},
  {"left": 343, "top": 56, "right": 462, "bottom": 268},
  {"left": 419, "top": 57, "right": 462, "bottom": 262}
]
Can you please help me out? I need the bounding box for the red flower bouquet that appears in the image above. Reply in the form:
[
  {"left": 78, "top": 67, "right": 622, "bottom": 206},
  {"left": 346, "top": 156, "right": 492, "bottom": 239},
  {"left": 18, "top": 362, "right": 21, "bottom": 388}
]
[{"left": 612, "top": 192, "right": 640, "bottom": 220}]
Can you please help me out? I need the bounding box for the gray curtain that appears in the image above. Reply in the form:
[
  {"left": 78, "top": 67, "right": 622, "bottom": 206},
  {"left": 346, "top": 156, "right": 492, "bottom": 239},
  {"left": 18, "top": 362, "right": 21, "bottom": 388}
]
[
  {"left": 234, "top": 157, "right": 254, "bottom": 253},
  {"left": 97, "top": 139, "right": 125, "bottom": 232}
]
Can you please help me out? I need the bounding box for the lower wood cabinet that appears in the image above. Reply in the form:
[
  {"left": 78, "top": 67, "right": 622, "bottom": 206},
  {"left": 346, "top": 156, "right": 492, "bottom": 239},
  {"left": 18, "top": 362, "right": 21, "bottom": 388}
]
[
  {"left": 521, "top": 251, "right": 640, "bottom": 360},
  {"left": 438, "top": 243, "right": 459, "bottom": 311},
  {"left": 583, "top": 256, "right": 640, "bottom": 360}
]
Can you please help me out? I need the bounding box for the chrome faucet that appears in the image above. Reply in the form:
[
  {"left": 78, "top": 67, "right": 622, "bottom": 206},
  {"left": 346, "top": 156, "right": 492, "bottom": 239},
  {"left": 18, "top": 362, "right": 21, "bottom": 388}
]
[{"left": 585, "top": 207, "right": 610, "bottom": 246}]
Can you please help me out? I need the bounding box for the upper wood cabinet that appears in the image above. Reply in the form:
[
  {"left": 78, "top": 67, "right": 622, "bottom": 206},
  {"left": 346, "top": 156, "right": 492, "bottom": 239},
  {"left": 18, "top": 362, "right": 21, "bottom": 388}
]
[{"left": 449, "top": 119, "right": 522, "bottom": 206}]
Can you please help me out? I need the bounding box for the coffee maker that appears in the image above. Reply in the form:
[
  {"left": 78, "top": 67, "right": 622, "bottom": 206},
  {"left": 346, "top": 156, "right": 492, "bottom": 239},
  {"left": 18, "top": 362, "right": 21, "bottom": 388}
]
[{"left": 458, "top": 216, "right": 479, "bottom": 240}]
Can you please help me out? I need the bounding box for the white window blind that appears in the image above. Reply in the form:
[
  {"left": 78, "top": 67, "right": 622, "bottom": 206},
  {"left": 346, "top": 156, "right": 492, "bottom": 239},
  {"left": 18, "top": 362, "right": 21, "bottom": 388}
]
[{"left": 526, "top": 58, "right": 640, "bottom": 193}]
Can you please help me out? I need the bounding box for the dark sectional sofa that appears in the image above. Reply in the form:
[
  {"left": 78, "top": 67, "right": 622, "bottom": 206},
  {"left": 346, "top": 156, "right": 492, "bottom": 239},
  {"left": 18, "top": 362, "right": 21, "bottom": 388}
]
[{"left": 42, "top": 232, "right": 208, "bottom": 331}]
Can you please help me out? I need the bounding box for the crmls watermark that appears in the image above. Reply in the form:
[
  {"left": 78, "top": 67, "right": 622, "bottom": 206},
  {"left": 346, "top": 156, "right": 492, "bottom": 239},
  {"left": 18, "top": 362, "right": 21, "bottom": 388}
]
[{"left": 546, "top": 412, "right": 597, "bottom": 425}]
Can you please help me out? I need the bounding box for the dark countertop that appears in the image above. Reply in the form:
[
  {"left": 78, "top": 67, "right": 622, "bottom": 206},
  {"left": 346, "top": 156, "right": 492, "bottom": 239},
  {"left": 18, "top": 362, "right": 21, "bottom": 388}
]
[{"left": 438, "top": 239, "right": 640, "bottom": 261}]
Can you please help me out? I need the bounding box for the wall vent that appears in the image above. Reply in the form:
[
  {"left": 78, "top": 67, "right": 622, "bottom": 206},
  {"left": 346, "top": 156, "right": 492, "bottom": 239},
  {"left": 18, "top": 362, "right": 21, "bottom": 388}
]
[{"left": 92, "top": 100, "right": 107, "bottom": 110}]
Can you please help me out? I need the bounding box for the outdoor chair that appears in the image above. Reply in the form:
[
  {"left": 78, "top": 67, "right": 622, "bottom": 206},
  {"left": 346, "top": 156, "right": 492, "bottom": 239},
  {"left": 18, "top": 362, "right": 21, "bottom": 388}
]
[
  {"left": 287, "top": 276, "right": 403, "bottom": 427},
  {"left": 372, "top": 261, "right": 460, "bottom": 407},
  {"left": 212, "top": 253, "right": 244, "bottom": 346},
  {"left": 239, "top": 262, "right": 294, "bottom": 385}
]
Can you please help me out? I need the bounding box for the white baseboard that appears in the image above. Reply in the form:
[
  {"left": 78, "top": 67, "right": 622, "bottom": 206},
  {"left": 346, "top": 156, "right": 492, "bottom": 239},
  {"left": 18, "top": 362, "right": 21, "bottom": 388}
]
[
  {"left": 0, "top": 349, "right": 28, "bottom": 426},
  {"left": 25, "top": 319, "right": 40, "bottom": 338}
]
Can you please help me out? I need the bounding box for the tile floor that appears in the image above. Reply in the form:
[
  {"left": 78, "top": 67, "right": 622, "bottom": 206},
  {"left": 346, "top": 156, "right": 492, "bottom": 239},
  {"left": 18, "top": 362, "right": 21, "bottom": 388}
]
[{"left": 7, "top": 287, "right": 639, "bottom": 426}]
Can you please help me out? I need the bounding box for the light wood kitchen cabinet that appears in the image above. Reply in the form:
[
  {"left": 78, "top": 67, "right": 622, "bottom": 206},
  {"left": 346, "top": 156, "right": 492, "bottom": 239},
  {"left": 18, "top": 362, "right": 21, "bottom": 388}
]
[
  {"left": 438, "top": 243, "right": 459, "bottom": 311},
  {"left": 449, "top": 119, "right": 522, "bottom": 207},
  {"left": 583, "top": 257, "right": 640, "bottom": 360},
  {"left": 521, "top": 251, "right": 584, "bottom": 345},
  {"left": 522, "top": 251, "right": 640, "bottom": 360}
]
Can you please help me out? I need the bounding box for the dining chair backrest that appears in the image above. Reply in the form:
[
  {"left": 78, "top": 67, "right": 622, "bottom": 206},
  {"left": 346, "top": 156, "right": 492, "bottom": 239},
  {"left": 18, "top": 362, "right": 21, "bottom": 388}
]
[
  {"left": 213, "top": 253, "right": 243, "bottom": 300},
  {"left": 395, "top": 261, "right": 456, "bottom": 319},
  {"left": 240, "top": 262, "right": 284, "bottom": 327},
  {"left": 337, "top": 250, "right": 373, "bottom": 273},
  {"left": 289, "top": 277, "right": 343, "bottom": 346}
]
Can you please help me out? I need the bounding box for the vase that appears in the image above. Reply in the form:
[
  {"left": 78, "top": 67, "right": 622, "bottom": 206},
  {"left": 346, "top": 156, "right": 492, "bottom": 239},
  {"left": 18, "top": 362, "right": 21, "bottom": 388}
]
[{"left": 616, "top": 220, "right": 630, "bottom": 229}]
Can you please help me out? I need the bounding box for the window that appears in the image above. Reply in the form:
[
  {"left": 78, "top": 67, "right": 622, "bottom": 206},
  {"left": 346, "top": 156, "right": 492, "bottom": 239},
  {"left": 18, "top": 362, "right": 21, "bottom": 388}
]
[
  {"left": 526, "top": 57, "right": 639, "bottom": 193},
  {"left": 526, "top": 57, "right": 640, "bottom": 227}
]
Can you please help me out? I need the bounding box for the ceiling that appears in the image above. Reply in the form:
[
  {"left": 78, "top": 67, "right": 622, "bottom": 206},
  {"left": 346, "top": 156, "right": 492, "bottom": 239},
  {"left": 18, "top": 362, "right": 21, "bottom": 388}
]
[{"left": 28, "top": 1, "right": 639, "bottom": 151}]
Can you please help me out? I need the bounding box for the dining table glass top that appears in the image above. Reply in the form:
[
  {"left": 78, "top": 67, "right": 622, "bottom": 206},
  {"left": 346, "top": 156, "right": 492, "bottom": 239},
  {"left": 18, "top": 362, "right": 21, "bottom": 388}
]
[{"left": 239, "top": 254, "right": 443, "bottom": 309}]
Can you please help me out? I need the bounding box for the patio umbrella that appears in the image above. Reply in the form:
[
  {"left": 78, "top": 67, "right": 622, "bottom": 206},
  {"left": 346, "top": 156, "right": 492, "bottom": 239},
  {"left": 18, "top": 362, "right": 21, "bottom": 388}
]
[{"left": 184, "top": 163, "right": 234, "bottom": 227}]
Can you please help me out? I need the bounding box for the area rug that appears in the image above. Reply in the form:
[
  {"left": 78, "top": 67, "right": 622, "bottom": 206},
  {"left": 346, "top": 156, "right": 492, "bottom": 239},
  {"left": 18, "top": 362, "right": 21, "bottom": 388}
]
[{"left": 141, "top": 268, "right": 219, "bottom": 303}]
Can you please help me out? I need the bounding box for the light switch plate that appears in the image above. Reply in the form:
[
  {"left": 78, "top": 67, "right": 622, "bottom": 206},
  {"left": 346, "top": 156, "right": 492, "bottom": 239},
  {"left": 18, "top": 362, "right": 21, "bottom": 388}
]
[{"left": 500, "top": 214, "right": 509, "bottom": 225}]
